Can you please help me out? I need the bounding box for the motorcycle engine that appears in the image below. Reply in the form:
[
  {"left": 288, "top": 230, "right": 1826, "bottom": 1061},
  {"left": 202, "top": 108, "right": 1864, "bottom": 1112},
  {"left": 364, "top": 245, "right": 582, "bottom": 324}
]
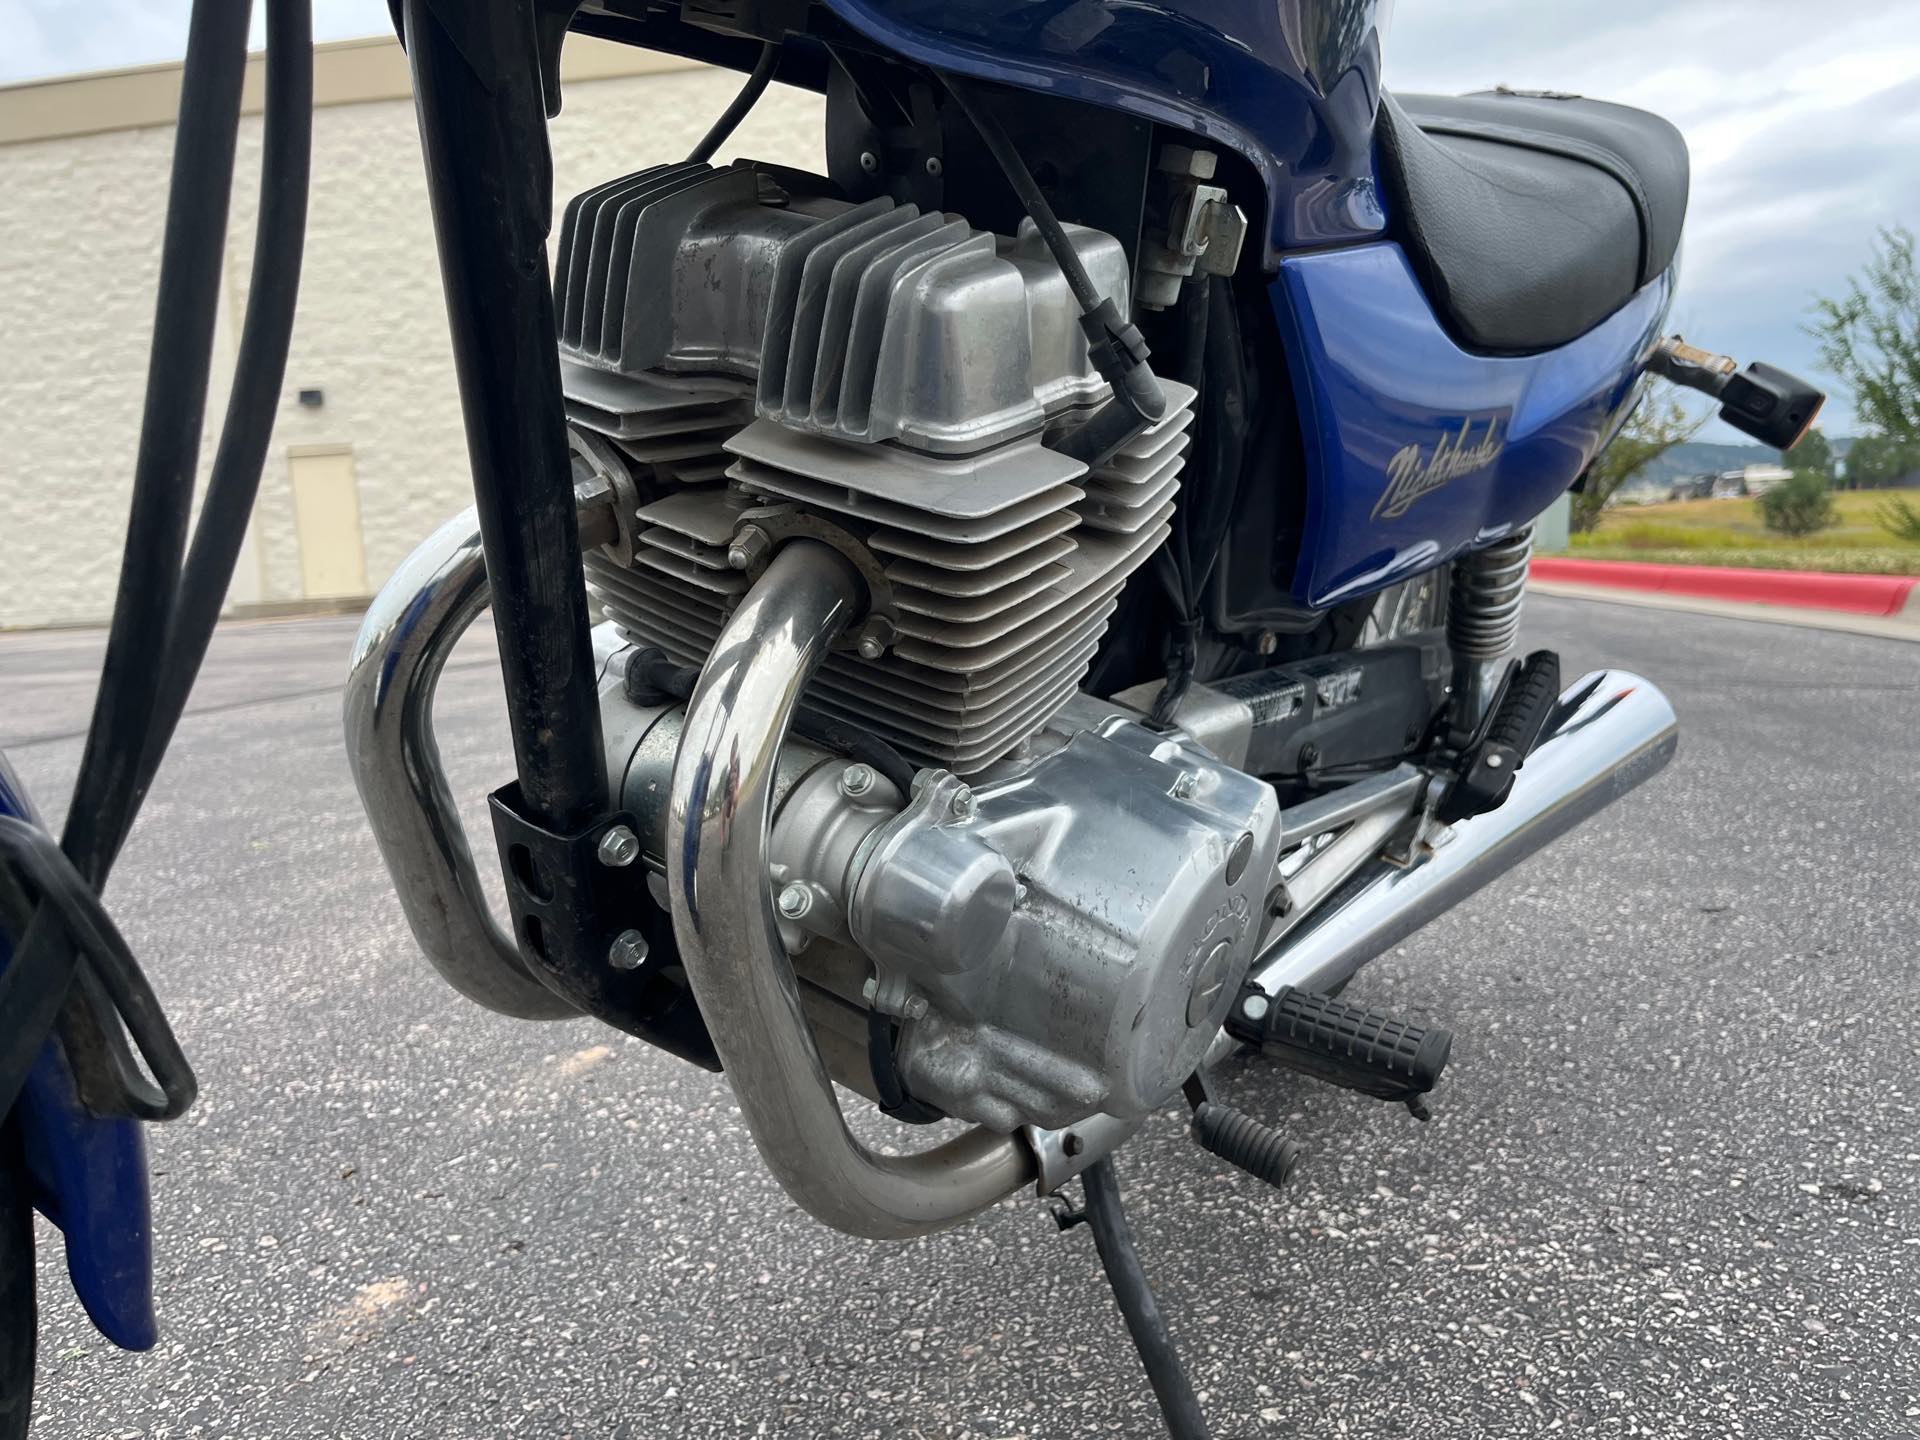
[{"left": 561, "top": 160, "right": 1279, "bottom": 1133}]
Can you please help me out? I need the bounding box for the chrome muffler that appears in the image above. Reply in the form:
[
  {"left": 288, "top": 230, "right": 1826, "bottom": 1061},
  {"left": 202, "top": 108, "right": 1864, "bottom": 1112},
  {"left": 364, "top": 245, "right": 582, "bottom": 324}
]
[{"left": 1246, "top": 669, "right": 1679, "bottom": 998}]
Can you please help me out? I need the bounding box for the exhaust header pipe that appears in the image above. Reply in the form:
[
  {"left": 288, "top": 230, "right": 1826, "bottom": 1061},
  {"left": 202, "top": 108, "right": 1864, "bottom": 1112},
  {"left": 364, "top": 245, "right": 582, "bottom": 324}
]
[
  {"left": 1248, "top": 670, "right": 1678, "bottom": 998},
  {"left": 665, "top": 539, "right": 1035, "bottom": 1239}
]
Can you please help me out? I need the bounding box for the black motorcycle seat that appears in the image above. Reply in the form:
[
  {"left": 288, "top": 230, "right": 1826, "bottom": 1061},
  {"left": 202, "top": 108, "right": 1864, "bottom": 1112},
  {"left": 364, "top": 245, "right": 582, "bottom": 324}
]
[{"left": 1376, "top": 89, "right": 1690, "bottom": 354}]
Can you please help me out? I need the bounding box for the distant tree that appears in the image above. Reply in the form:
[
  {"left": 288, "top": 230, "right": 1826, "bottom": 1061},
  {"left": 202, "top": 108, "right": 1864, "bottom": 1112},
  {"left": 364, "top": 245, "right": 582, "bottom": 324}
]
[
  {"left": 1845, "top": 432, "right": 1920, "bottom": 490},
  {"left": 1572, "top": 384, "right": 1707, "bottom": 532},
  {"left": 1788, "top": 426, "right": 1834, "bottom": 479},
  {"left": 1759, "top": 469, "right": 1840, "bottom": 537},
  {"left": 1808, "top": 226, "right": 1920, "bottom": 444}
]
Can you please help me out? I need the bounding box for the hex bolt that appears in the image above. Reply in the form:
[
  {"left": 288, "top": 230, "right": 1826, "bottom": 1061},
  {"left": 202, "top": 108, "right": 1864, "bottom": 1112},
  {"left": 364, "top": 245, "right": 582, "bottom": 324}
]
[
  {"left": 859, "top": 150, "right": 880, "bottom": 173},
  {"left": 726, "top": 526, "right": 771, "bottom": 572},
  {"left": 777, "top": 883, "right": 812, "bottom": 920},
  {"left": 903, "top": 995, "right": 929, "bottom": 1020},
  {"left": 839, "top": 763, "right": 877, "bottom": 798},
  {"left": 861, "top": 976, "right": 880, "bottom": 1004},
  {"left": 1299, "top": 742, "right": 1322, "bottom": 769},
  {"left": 1255, "top": 630, "right": 1278, "bottom": 656},
  {"left": 1171, "top": 771, "right": 1198, "bottom": 800},
  {"left": 857, "top": 633, "right": 886, "bottom": 660},
  {"left": 596, "top": 824, "right": 640, "bottom": 868},
  {"left": 948, "top": 786, "right": 975, "bottom": 820},
  {"left": 1241, "top": 992, "right": 1270, "bottom": 1022},
  {"left": 609, "top": 929, "right": 650, "bottom": 970}
]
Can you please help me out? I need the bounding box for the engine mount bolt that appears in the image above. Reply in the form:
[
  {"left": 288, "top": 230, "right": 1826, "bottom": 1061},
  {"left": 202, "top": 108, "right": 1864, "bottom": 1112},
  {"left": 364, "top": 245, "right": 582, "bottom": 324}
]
[
  {"left": 777, "top": 883, "right": 812, "bottom": 920},
  {"left": 904, "top": 995, "right": 929, "bottom": 1020},
  {"left": 726, "top": 526, "right": 771, "bottom": 572},
  {"left": 948, "top": 786, "right": 975, "bottom": 820},
  {"left": 609, "top": 929, "right": 650, "bottom": 970},
  {"left": 839, "top": 763, "right": 876, "bottom": 798},
  {"left": 1241, "top": 992, "right": 1270, "bottom": 1022},
  {"left": 1255, "top": 630, "right": 1279, "bottom": 656},
  {"left": 859, "top": 150, "right": 880, "bottom": 174},
  {"left": 596, "top": 824, "right": 640, "bottom": 868},
  {"left": 857, "top": 633, "right": 885, "bottom": 660}
]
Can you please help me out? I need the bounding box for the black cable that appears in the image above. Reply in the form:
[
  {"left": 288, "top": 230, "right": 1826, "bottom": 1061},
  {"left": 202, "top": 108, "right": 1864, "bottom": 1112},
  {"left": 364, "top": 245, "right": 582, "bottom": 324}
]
[
  {"left": 0, "top": 0, "right": 251, "bottom": 1125},
  {"left": 1079, "top": 1157, "right": 1212, "bottom": 1440},
  {"left": 0, "top": 820, "right": 194, "bottom": 1123},
  {"left": 687, "top": 42, "right": 777, "bottom": 165},
  {"left": 941, "top": 71, "right": 1166, "bottom": 431},
  {"left": 144, "top": 0, "right": 314, "bottom": 797}
]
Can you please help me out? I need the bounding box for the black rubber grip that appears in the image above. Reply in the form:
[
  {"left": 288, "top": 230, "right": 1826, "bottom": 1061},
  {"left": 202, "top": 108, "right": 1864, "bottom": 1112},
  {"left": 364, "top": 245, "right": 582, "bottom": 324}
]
[
  {"left": 1190, "top": 1102, "right": 1301, "bottom": 1189},
  {"left": 1227, "top": 986, "right": 1452, "bottom": 1103},
  {"left": 1485, "top": 649, "right": 1560, "bottom": 758}
]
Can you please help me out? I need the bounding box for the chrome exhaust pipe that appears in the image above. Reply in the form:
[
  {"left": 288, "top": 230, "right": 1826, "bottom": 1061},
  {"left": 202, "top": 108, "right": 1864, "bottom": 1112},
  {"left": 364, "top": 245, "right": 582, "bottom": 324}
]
[
  {"left": 666, "top": 539, "right": 1036, "bottom": 1239},
  {"left": 1248, "top": 670, "right": 1679, "bottom": 998},
  {"left": 343, "top": 509, "right": 578, "bottom": 1021}
]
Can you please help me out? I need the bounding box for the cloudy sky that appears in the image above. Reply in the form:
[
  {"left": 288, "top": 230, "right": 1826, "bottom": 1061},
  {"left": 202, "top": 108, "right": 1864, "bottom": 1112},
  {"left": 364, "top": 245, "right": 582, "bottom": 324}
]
[{"left": 5, "top": 0, "right": 1916, "bottom": 439}]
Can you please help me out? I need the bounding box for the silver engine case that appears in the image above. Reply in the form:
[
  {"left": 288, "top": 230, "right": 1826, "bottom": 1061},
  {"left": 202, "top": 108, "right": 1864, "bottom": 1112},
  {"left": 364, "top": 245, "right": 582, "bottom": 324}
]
[{"left": 847, "top": 717, "right": 1282, "bottom": 1132}]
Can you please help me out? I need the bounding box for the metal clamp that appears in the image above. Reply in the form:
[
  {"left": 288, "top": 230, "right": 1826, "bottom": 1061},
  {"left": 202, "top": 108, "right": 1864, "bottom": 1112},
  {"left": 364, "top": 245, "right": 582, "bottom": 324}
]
[{"left": 666, "top": 539, "right": 1036, "bottom": 1238}]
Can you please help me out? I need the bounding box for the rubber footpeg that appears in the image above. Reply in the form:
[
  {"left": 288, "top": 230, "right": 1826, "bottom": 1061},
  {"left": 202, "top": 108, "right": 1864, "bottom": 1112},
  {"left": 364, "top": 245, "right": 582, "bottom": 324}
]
[
  {"left": 1441, "top": 649, "right": 1560, "bottom": 823},
  {"left": 1190, "top": 1101, "right": 1301, "bottom": 1190},
  {"left": 1225, "top": 985, "right": 1451, "bottom": 1106}
]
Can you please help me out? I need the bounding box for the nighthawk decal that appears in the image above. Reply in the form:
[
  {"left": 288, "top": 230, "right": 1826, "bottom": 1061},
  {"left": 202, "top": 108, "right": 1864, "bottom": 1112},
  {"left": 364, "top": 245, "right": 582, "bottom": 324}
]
[{"left": 1372, "top": 417, "right": 1507, "bottom": 521}]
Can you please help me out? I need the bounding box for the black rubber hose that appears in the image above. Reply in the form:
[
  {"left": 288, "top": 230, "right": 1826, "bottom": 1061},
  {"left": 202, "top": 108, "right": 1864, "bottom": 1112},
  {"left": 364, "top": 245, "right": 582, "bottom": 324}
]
[
  {"left": 1079, "top": 1158, "right": 1212, "bottom": 1440},
  {"left": 687, "top": 42, "right": 777, "bottom": 164},
  {"left": 137, "top": 0, "right": 314, "bottom": 800},
  {"left": 0, "top": 0, "right": 250, "bottom": 1126},
  {"left": 64, "top": 0, "right": 250, "bottom": 888}
]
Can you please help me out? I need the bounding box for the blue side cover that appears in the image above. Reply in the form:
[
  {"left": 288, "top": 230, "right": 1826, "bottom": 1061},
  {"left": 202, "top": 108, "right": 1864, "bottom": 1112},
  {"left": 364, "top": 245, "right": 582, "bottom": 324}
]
[
  {"left": 0, "top": 753, "right": 157, "bottom": 1351},
  {"left": 1270, "top": 243, "right": 1674, "bottom": 608}
]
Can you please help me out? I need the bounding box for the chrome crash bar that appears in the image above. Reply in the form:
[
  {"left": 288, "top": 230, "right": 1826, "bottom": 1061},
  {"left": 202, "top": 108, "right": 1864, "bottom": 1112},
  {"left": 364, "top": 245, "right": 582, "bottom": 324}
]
[
  {"left": 343, "top": 509, "right": 577, "bottom": 1020},
  {"left": 665, "top": 540, "right": 1035, "bottom": 1238}
]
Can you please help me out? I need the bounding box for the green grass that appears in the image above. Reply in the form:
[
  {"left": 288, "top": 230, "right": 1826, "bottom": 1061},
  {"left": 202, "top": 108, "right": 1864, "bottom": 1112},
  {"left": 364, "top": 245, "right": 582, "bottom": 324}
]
[{"left": 1564, "top": 487, "right": 1920, "bottom": 574}]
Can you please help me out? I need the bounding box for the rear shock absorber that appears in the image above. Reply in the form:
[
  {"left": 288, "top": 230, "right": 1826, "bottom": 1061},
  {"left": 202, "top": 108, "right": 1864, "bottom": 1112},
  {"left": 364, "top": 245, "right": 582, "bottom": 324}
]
[{"left": 1447, "top": 526, "right": 1533, "bottom": 736}]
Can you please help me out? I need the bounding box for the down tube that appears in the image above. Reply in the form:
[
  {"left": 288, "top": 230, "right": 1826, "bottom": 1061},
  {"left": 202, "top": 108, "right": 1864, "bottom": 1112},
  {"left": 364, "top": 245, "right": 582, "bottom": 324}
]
[{"left": 1269, "top": 243, "right": 1673, "bottom": 609}]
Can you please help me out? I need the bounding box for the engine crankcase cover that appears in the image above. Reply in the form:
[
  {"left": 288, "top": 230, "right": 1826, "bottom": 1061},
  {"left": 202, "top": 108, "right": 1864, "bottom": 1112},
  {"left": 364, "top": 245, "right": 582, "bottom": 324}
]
[{"left": 851, "top": 718, "right": 1281, "bottom": 1131}]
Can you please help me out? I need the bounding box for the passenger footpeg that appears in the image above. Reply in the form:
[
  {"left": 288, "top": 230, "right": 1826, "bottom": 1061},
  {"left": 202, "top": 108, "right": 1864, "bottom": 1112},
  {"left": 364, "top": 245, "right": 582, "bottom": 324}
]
[
  {"left": 1225, "top": 985, "right": 1453, "bottom": 1119},
  {"left": 1440, "top": 648, "right": 1559, "bottom": 824}
]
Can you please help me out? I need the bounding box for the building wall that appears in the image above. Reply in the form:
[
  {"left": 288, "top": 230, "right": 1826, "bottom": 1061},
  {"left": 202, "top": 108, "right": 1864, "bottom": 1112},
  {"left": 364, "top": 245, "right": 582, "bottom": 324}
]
[{"left": 0, "top": 36, "right": 824, "bottom": 628}]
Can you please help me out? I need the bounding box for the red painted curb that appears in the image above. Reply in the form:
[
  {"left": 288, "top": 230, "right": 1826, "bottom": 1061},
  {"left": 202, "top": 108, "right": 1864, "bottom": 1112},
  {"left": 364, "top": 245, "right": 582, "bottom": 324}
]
[{"left": 1530, "top": 558, "right": 1920, "bottom": 618}]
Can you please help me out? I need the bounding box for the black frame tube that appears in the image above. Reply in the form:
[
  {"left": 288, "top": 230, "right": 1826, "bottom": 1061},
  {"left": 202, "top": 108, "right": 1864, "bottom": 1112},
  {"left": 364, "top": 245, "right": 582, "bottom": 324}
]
[{"left": 402, "top": 0, "right": 606, "bottom": 829}]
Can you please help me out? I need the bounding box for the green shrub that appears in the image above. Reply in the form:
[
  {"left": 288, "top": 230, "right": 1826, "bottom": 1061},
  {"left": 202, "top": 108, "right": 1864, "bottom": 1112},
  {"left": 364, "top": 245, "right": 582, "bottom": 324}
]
[
  {"left": 1758, "top": 470, "right": 1839, "bottom": 538},
  {"left": 1877, "top": 494, "right": 1920, "bottom": 543}
]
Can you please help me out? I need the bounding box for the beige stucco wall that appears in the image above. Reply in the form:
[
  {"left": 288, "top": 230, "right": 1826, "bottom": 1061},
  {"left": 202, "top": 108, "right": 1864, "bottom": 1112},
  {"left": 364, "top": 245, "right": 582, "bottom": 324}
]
[{"left": 0, "top": 36, "right": 824, "bottom": 628}]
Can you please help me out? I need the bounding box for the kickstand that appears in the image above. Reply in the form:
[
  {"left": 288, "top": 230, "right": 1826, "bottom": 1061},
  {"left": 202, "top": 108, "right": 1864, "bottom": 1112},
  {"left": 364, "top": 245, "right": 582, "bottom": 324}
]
[{"left": 1054, "top": 1157, "right": 1212, "bottom": 1440}]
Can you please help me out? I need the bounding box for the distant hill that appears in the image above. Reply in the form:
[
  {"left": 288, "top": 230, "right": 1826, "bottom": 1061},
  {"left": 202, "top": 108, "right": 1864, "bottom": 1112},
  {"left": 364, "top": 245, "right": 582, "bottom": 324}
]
[{"left": 1623, "top": 437, "right": 1856, "bottom": 492}]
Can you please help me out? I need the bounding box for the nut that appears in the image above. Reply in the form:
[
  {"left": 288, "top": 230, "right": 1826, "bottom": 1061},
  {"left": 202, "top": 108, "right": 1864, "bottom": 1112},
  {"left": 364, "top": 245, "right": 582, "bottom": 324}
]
[
  {"left": 776, "top": 883, "right": 812, "bottom": 920},
  {"left": 726, "top": 525, "right": 771, "bottom": 572},
  {"left": 596, "top": 824, "right": 640, "bottom": 868},
  {"left": 608, "top": 929, "right": 650, "bottom": 970}
]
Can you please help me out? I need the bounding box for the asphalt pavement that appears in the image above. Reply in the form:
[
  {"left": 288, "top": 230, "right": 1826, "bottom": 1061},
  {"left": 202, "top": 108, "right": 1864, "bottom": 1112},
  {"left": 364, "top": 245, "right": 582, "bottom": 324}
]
[{"left": 5, "top": 594, "right": 1917, "bottom": 1438}]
